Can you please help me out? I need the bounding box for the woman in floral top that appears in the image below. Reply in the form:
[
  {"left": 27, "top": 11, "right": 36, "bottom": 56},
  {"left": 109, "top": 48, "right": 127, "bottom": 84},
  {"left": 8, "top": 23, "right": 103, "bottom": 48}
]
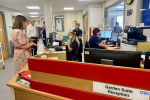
[{"left": 11, "top": 15, "right": 38, "bottom": 74}]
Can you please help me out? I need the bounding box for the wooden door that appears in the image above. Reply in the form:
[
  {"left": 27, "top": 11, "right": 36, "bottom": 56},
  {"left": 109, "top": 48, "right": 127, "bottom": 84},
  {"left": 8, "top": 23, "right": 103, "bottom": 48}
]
[
  {"left": 0, "top": 14, "right": 8, "bottom": 60},
  {"left": 84, "top": 15, "right": 88, "bottom": 44}
]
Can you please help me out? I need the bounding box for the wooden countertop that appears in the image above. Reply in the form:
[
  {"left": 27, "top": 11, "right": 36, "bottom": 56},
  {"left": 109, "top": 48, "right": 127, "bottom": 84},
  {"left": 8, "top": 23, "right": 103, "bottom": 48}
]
[
  {"left": 6, "top": 64, "right": 71, "bottom": 100},
  {"left": 105, "top": 47, "right": 121, "bottom": 50},
  {"left": 39, "top": 46, "right": 66, "bottom": 54}
]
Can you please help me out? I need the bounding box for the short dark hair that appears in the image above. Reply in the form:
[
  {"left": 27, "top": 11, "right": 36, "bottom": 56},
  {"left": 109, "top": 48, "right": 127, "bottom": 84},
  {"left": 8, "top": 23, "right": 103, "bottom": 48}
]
[
  {"left": 93, "top": 28, "right": 100, "bottom": 35},
  {"left": 116, "top": 22, "right": 119, "bottom": 25},
  {"left": 12, "top": 15, "right": 27, "bottom": 29}
]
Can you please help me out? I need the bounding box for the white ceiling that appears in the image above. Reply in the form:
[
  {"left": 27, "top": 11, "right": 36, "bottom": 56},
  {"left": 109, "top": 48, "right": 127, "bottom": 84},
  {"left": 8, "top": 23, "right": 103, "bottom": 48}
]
[{"left": 0, "top": 0, "right": 105, "bottom": 19}]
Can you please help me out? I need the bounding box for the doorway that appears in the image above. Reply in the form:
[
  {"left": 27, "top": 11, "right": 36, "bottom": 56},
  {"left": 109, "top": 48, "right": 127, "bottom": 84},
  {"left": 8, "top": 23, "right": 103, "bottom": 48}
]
[
  {"left": 0, "top": 14, "right": 8, "bottom": 60},
  {"left": 83, "top": 14, "right": 88, "bottom": 44}
]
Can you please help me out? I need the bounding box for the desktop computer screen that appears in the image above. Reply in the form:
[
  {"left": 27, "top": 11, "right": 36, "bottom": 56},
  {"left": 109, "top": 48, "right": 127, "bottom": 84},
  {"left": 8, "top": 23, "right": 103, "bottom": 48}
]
[
  {"left": 124, "top": 26, "right": 130, "bottom": 33},
  {"left": 111, "top": 33, "right": 118, "bottom": 42},
  {"left": 101, "top": 30, "right": 112, "bottom": 38},
  {"left": 84, "top": 48, "right": 141, "bottom": 68}
]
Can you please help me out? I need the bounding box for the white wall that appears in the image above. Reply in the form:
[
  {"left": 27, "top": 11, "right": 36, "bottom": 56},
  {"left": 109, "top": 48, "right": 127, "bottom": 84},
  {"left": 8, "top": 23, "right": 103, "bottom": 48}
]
[
  {"left": 82, "top": 3, "right": 103, "bottom": 40},
  {"left": 41, "top": 11, "right": 83, "bottom": 39},
  {"left": 124, "top": 0, "right": 138, "bottom": 27},
  {"left": 77, "top": 10, "right": 83, "bottom": 30}
]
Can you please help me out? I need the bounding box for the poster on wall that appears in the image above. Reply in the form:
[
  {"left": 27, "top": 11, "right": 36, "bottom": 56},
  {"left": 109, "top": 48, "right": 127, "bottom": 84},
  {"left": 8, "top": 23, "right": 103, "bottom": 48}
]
[
  {"left": 72, "top": 20, "right": 76, "bottom": 27},
  {"left": 127, "top": 9, "right": 133, "bottom": 16}
]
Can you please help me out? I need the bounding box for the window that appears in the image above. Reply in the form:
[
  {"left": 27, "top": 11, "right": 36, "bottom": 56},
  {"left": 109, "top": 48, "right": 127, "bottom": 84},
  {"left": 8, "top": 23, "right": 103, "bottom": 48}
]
[
  {"left": 105, "top": 1, "right": 124, "bottom": 35},
  {"left": 55, "top": 15, "right": 64, "bottom": 32}
]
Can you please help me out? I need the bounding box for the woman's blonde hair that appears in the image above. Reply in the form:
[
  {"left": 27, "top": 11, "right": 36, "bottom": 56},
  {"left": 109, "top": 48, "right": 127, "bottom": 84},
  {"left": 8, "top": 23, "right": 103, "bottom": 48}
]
[
  {"left": 70, "top": 32, "right": 80, "bottom": 47},
  {"left": 12, "top": 15, "right": 27, "bottom": 29}
]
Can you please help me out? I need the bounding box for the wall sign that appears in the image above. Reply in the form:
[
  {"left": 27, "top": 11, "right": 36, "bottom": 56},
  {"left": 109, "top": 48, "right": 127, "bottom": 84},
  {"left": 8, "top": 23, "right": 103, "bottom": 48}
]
[
  {"left": 93, "top": 82, "right": 149, "bottom": 100},
  {"left": 126, "top": 0, "right": 134, "bottom": 5}
]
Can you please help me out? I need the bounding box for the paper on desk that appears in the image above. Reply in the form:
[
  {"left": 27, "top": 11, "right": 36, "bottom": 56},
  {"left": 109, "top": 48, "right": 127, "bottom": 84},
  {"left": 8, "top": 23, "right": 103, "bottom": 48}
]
[
  {"left": 51, "top": 51, "right": 66, "bottom": 53},
  {"left": 108, "top": 47, "right": 120, "bottom": 49},
  {"left": 48, "top": 48, "right": 55, "bottom": 51},
  {"left": 62, "top": 47, "right": 66, "bottom": 50},
  {"left": 53, "top": 42, "right": 59, "bottom": 46}
]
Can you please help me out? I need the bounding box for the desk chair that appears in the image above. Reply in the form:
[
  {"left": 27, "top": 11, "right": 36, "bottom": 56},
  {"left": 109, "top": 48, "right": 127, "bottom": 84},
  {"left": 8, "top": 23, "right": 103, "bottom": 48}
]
[
  {"left": 85, "top": 41, "right": 90, "bottom": 48},
  {"left": 66, "top": 47, "right": 79, "bottom": 61}
]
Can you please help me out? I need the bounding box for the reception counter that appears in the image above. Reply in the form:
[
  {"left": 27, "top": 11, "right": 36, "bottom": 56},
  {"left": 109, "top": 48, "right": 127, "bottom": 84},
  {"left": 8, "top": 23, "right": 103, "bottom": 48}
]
[{"left": 7, "top": 48, "right": 150, "bottom": 100}]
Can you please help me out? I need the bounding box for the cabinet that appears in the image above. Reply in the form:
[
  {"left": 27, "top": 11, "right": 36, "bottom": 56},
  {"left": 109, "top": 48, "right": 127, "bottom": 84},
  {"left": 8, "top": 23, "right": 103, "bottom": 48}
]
[{"left": 121, "top": 43, "right": 137, "bottom": 51}]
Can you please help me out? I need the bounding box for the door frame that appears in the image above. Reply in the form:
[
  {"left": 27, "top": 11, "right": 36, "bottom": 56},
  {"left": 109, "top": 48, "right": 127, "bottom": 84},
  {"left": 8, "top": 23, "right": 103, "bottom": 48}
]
[{"left": 0, "top": 12, "right": 10, "bottom": 58}]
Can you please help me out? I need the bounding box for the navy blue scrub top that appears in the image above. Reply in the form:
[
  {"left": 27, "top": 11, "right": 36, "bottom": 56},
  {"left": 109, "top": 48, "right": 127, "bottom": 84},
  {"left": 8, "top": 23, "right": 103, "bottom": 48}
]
[
  {"left": 73, "top": 28, "right": 83, "bottom": 53},
  {"left": 41, "top": 28, "right": 46, "bottom": 40},
  {"left": 41, "top": 28, "right": 47, "bottom": 47},
  {"left": 89, "top": 35, "right": 103, "bottom": 49}
]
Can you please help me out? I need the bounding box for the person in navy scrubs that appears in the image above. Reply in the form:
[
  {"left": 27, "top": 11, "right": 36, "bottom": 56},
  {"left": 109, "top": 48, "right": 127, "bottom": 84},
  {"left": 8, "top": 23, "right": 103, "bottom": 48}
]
[
  {"left": 89, "top": 28, "right": 113, "bottom": 49},
  {"left": 40, "top": 21, "right": 47, "bottom": 47},
  {"left": 73, "top": 22, "right": 82, "bottom": 62}
]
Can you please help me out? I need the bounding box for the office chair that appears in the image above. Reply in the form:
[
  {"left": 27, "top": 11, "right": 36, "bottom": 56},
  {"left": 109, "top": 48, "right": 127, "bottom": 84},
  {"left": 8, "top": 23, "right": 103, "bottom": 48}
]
[
  {"left": 66, "top": 47, "right": 79, "bottom": 61},
  {"left": 85, "top": 41, "right": 90, "bottom": 48}
]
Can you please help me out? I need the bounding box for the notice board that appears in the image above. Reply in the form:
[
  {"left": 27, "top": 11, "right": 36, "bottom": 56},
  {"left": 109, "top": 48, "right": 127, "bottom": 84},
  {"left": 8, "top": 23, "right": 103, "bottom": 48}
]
[{"left": 89, "top": 8, "right": 103, "bottom": 27}]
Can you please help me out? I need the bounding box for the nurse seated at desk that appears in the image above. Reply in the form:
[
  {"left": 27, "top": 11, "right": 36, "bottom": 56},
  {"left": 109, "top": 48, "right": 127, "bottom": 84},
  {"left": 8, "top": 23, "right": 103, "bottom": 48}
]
[
  {"left": 64, "top": 32, "right": 80, "bottom": 60},
  {"left": 89, "top": 28, "right": 113, "bottom": 49}
]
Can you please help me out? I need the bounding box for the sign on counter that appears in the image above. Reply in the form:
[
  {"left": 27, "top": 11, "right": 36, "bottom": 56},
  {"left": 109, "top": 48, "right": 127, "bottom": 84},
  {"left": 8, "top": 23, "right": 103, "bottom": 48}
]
[{"left": 93, "top": 82, "right": 149, "bottom": 100}]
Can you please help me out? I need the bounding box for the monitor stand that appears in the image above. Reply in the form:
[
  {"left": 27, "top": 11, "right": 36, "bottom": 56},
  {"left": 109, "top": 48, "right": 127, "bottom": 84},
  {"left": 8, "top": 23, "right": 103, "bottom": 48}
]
[{"left": 101, "top": 59, "right": 113, "bottom": 65}]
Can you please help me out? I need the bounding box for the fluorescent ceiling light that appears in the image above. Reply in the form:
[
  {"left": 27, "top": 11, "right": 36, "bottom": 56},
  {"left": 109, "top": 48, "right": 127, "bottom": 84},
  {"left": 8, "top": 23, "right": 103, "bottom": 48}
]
[
  {"left": 30, "top": 16, "right": 38, "bottom": 17},
  {"left": 79, "top": 0, "right": 93, "bottom": 1},
  {"left": 116, "top": 6, "right": 124, "bottom": 8},
  {"left": 27, "top": 6, "right": 40, "bottom": 9},
  {"left": 64, "top": 8, "right": 74, "bottom": 10},
  {"left": 29, "top": 12, "right": 39, "bottom": 14}
]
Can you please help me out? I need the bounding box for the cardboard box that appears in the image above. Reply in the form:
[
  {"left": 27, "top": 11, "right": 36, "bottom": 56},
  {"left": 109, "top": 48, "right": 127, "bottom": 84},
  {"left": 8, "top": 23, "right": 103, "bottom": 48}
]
[{"left": 137, "top": 42, "right": 150, "bottom": 52}]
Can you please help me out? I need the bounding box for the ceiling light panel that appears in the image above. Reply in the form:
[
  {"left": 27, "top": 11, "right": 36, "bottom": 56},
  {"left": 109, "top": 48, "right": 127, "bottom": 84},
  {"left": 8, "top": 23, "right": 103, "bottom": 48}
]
[
  {"left": 30, "top": 16, "right": 38, "bottom": 17},
  {"left": 64, "top": 8, "right": 74, "bottom": 10},
  {"left": 27, "top": 6, "right": 40, "bottom": 9},
  {"left": 29, "top": 12, "right": 39, "bottom": 14}
]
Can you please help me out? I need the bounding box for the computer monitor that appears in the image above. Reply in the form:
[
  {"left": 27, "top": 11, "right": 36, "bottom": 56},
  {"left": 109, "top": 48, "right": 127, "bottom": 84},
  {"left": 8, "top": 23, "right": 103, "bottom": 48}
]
[
  {"left": 144, "top": 52, "right": 150, "bottom": 69},
  {"left": 84, "top": 48, "right": 141, "bottom": 68},
  {"left": 101, "top": 30, "right": 112, "bottom": 39},
  {"left": 124, "top": 26, "right": 130, "bottom": 33},
  {"left": 49, "top": 32, "right": 56, "bottom": 45},
  {"left": 111, "top": 33, "right": 118, "bottom": 42}
]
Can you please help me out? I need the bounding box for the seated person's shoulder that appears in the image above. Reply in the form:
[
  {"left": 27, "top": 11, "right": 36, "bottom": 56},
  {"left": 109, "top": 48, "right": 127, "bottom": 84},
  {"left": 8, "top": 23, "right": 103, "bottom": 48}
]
[
  {"left": 72, "top": 39, "right": 78, "bottom": 44},
  {"left": 91, "top": 35, "right": 97, "bottom": 39}
]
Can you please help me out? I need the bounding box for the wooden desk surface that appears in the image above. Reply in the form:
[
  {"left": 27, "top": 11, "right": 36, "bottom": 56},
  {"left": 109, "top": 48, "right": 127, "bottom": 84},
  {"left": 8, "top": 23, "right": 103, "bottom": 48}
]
[
  {"left": 7, "top": 64, "right": 71, "bottom": 100},
  {"left": 105, "top": 47, "right": 121, "bottom": 50},
  {"left": 39, "top": 46, "right": 66, "bottom": 54}
]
